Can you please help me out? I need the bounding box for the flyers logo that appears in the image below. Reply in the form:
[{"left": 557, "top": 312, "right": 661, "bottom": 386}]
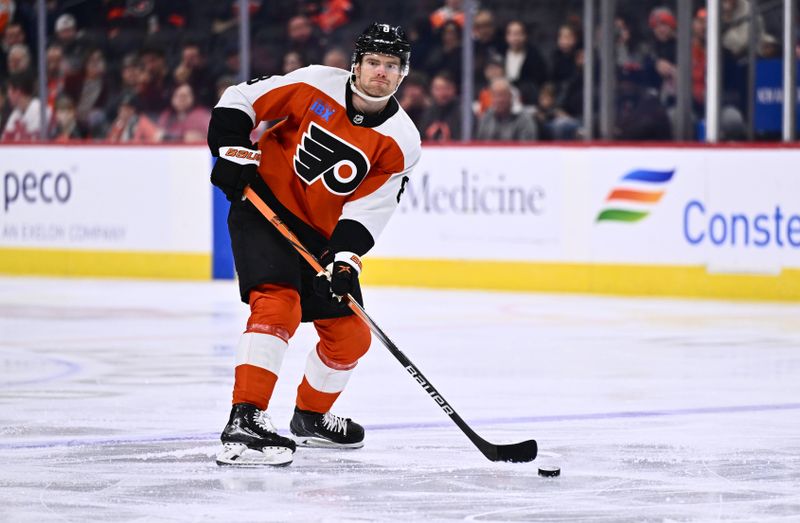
[{"left": 294, "top": 122, "right": 371, "bottom": 195}]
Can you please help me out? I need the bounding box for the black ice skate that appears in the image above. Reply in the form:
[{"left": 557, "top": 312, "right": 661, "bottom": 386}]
[
  {"left": 289, "top": 407, "right": 365, "bottom": 449},
  {"left": 216, "top": 403, "right": 296, "bottom": 467}
]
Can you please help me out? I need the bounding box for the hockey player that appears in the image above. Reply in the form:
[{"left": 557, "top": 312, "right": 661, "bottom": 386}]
[{"left": 208, "top": 23, "right": 421, "bottom": 466}]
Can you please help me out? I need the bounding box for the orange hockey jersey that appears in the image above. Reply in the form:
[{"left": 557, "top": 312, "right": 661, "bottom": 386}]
[{"left": 215, "top": 65, "right": 421, "bottom": 252}]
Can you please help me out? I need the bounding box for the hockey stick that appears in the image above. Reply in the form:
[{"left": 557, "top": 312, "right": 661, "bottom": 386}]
[{"left": 243, "top": 186, "right": 538, "bottom": 463}]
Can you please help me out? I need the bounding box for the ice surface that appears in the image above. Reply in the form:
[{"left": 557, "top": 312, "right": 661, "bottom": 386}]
[{"left": 1, "top": 276, "right": 799, "bottom": 521}]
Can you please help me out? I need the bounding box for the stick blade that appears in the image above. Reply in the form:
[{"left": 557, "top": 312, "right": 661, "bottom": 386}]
[{"left": 491, "top": 439, "right": 538, "bottom": 463}]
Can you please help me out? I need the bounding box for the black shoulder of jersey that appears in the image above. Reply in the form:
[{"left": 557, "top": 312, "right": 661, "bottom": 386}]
[{"left": 207, "top": 107, "right": 256, "bottom": 155}]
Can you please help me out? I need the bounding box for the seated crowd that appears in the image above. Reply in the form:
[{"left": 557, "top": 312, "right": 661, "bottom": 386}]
[{"left": 0, "top": 0, "right": 780, "bottom": 143}]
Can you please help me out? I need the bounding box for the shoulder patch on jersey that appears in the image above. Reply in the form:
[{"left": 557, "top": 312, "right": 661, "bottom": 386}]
[{"left": 293, "top": 122, "right": 371, "bottom": 196}]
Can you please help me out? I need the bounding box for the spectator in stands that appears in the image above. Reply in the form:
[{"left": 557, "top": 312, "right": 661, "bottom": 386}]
[
  {"left": 0, "top": 0, "right": 11, "bottom": 35},
  {"left": 615, "top": 14, "right": 648, "bottom": 85},
  {"left": 2, "top": 21, "right": 25, "bottom": 51},
  {"left": 45, "top": 43, "right": 66, "bottom": 110},
  {"left": 472, "top": 9, "right": 504, "bottom": 86},
  {"left": 430, "top": 0, "right": 464, "bottom": 30},
  {"left": 211, "top": 41, "right": 241, "bottom": 90},
  {"left": 473, "top": 9, "right": 504, "bottom": 55},
  {"left": 49, "top": 95, "right": 87, "bottom": 141},
  {"left": 1, "top": 21, "right": 26, "bottom": 78},
  {"left": 549, "top": 19, "right": 586, "bottom": 137},
  {"left": 0, "top": 80, "right": 9, "bottom": 133},
  {"left": 102, "top": 2, "right": 150, "bottom": 63},
  {"left": 690, "top": 7, "right": 747, "bottom": 140},
  {"left": 551, "top": 23, "right": 580, "bottom": 91},
  {"left": 398, "top": 71, "right": 430, "bottom": 131},
  {"left": 283, "top": 15, "right": 324, "bottom": 66},
  {"left": 215, "top": 75, "right": 236, "bottom": 102},
  {"left": 173, "top": 40, "right": 213, "bottom": 108},
  {"left": 759, "top": 33, "right": 780, "bottom": 59},
  {"left": 323, "top": 47, "right": 349, "bottom": 70},
  {"left": 54, "top": 13, "right": 77, "bottom": 45},
  {"left": 63, "top": 48, "right": 111, "bottom": 138},
  {"left": 645, "top": 7, "right": 677, "bottom": 107},
  {"left": 303, "top": 0, "right": 357, "bottom": 40},
  {"left": 475, "top": 77, "right": 537, "bottom": 141},
  {"left": 534, "top": 78, "right": 583, "bottom": 141},
  {"left": 476, "top": 58, "right": 505, "bottom": 116},
  {"left": 692, "top": 9, "right": 707, "bottom": 111},
  {"left": 407, "top": 16, "right": 435, "bottom": 71},
  {"left": 551, "top": 48, "right": 584, "bottom": 140},
  {"left": 2, "top": 72, "right": 49, "bottom": 141},
  {"left": 722, "top": 0, "right": 768, "bottom": 58},
  {"left": 533, "top": 82, "right": 558, "bottom": 140},
  {"left": 423, "top": 19, "right": 462, "bottom": 82},
  {"left": 250, "top": 38, "right": 281, "bottom": 78},
  {"left": 106, "top": 94, "right": 161, "bottom": 143},
  {"left": 419, "top": 71, "right": 461, "bottom": 141},
  {"left": 282, "top": 50, "right": 304, "bottom": 74},
  {"left": 136, "top": 45, "right": 172, "bottom": 118},
  {"left": 143, "top": 2, "right": 195, "bottom": 48},
  {"left": 6, "top": 42, "right": 31, "bottom": 75},
  {"left": 157, "top": 83, "right": 210, "bottom": 143},
  {"left": 211, "top": 1, "right": 243, "bottom": 43},
  {"left": 53, "top": 13, "right": 87, "bottom": 76},
  {"left": 105, "top": 53, "right": 140, "bottom": 121},
  {"left": 503, "top": 20, "right": 547, "bottom": 105},
  {"left": 615, "top": 82, "right": 672, "bottom": 140},
  {"left": 552, "top": 22, "right": 583, "bottom": 140},
  {"left": 251, "top": 1, "right": 292, "bottom": 51}
]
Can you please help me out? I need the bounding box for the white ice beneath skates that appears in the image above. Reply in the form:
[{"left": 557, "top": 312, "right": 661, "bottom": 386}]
[{"left": 215, "top": 442, "right": 294, "bottom": 467}]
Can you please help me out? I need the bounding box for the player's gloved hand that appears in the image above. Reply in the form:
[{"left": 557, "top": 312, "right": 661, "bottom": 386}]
[
  {"left": 313, "top": 248, "right": 362, "bottom": 305},
  {"left": 211, "top": 146, "right": 261, "bottom": 201}
]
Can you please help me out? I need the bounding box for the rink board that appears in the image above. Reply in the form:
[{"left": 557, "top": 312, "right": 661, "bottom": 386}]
[
  {"left": 1, "top": 144, "right": 798, "bottom": 300},
  {"left": 0, "top": 145, "right": 212, "bottom": 279},
  {"left": 367, "top": 145, "right": 800, "bottom": 301},
  {"left": 362, "top": 259, "right": 800, "bottom": 301}
]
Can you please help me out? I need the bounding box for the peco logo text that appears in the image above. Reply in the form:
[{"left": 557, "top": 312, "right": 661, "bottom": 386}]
[{"left": 3, "top": 171, "right": 72, "bottom": 212}]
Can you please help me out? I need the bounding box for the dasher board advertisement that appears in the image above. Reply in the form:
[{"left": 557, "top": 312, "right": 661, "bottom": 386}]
[{"left": 1, "top": 145, "right": 211, "bottom": 252}]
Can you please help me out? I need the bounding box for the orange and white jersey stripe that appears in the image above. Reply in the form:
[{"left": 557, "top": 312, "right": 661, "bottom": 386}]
[{"left": 216, "top": 65, "right": 421, "bottom": 247}]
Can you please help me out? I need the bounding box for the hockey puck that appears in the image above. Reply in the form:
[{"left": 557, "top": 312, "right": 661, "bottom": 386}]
[{"left": 538, "top": 466, "right": 561, "bottom": 477}]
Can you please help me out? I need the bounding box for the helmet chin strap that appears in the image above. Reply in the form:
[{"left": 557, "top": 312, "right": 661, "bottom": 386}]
[{"left": 349, "top": 65, "right": 404, "bottom": 104}]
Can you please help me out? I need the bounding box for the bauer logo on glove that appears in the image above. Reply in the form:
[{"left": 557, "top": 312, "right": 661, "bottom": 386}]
[{"left": 210, "top": 145, "right": 261, "bottom": 202}]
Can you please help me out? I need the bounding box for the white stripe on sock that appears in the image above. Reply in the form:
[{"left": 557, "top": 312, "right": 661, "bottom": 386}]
[
  {"left": 303, "top": 347, "right": 354, "bottom": 393},
  {"left": 235, "top": 332, "right": 288, "bottom": 374}
]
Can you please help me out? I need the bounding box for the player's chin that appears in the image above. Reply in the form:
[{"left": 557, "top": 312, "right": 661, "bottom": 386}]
[{"left": 368, "top": 83, "right": 392, "bottom": 96}]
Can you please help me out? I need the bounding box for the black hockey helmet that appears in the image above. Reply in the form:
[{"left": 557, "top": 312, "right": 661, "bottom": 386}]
[{"left": 352, "top": 23, "right": 411, "bottom": 75}]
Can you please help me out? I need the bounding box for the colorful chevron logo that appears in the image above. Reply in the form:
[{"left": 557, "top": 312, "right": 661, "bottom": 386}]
[{"left": 596, "top": 168, "right": 675, "bottom": 223}]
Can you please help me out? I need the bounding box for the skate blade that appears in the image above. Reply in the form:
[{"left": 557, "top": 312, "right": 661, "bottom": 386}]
[
  {"left": 292, "top": 436, "right": 364, "bottom": 449},
  {"left": 215, "top": 443, "right": 294, "bottom": 467}
]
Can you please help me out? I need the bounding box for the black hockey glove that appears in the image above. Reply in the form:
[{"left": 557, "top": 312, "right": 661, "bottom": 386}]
[
  {"left": 210, "top": 146, "right": 261, "bottom": 201},
  {"left": 313, "top": 248, "right": 362, "bottom": 305}
]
